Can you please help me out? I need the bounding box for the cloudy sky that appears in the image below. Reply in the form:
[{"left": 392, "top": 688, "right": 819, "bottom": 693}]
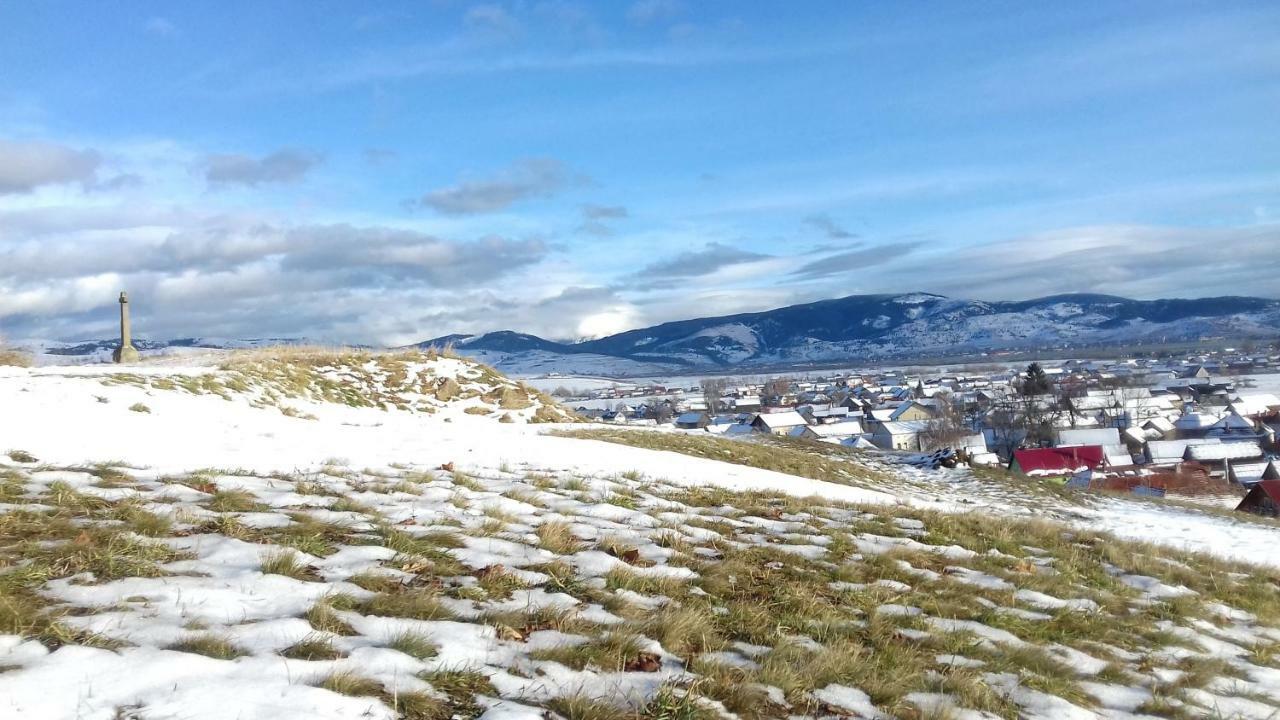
[{"left": 1, "top": 1, "right": 1277, "bottom": 345}]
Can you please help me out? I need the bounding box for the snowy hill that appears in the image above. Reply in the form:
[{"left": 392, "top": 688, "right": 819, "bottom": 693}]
[{"left": 2, "top": 349, "right": 1280, "bottom": 719}]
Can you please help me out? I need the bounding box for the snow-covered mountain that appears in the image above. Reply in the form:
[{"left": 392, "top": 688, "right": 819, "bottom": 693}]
[
  {"left": 21, "top": 293, "right": 1280, "bottom": 373},
  {"left": 420, "top": 292, "right": 1280, "bottom": 372}
]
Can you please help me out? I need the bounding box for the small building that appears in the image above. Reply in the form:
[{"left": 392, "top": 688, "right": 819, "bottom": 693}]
[
  {"left": 750, "top": 410, "right": 808, "bottom": 435},
  {"left": 890, "top": 401, "right": 938, "bottom": 422},
  {"left": 674, "top": 411, "right": 710, "bottom": 430},
  {"left": 1175, "top": 412, "right": 1222, "bottom": 439},
  {"left": 1145, "top": 438, "right": 1220, "bottom": 467},
  {"left": 1236, "top": 480, "right": 1280, "bottom": 518},
  {"left": 871, "top": 420, "right": 932, "bottom": 451},
  {"left": 1057, "top": 428, "right": 1122, "bottom": 447},
  {"left": 790, "top": 421, "right": 863, "bottom": 442},
  {"left": 1009, "top": 446, "right": 1105, "bottom": 477},
  {"left": 1228, "top": 460, "right": 1280, "bottom": 487}
]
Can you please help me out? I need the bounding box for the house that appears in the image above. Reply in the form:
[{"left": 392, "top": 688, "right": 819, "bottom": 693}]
[
  {"left": 1174, "top": 412, "right": 1222, "bottom": 438},
  {"left": 1181, "top": 365, "right": 1212, "bottom": 379},
  {"left": 841, "top": 435, "right": 879, "bottom": 450},
  {"left": 1009, "top": 446, "right": 1105, "bottom": 477},
  {"left": 674, "top": 411, "right": 710, "bottom": 430},
  {"left": 1230, "top": 393, "right": 1280, "bottom": 419},
  {"left": 890, "top": 400, "right": 938, "bottom": 422},
  {"left": 1184, "top": 441, "right": 1263, "bottom": 477},
  {"left": 790, "top": 422, "right": 863, "bottom": 441},
  {"left": 1206, "top": 412, "right": 1258, "bottom": 438},
  {"left": 1228, "top": 460, "right": 1280, "bottom": 487},
  {"left": 1236, "top": 480, "right": 1280, "bottom": 518},
  {"left": 1057, "top": 428, "right": 1122, "bottom": 447},
  {"left": 1145, "top": 438, "right": 1220, "bottom": 466},
  {"left": 955, "top": 432, "right": 989, "bottom": 456},
  {"left": 1102, "top": 445, "right": 1136, "bottom": 469},
  {"left": 750, "top": 410, "right": 808, "bottom": 435},
  {"left": 871, "top": 420, "right": 932, "bottom": 451},
  {"left": 1141, "top": 416, "right": 1176, "bottom": 440}
]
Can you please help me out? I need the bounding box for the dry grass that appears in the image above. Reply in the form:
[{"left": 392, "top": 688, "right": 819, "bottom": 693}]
[
  {"left": 305, "top": 597, "right": 358, "bottom": 636},
  {"left": 360, "top": 588, "right": 456, "bottom": 621},
  {"left": 259, "top": 548, "right": 316, "bottom": 580},
  {"left": 282, "top": 634, "right": 345, "bottom": 660},
  {"left": 536, "top": 520, "right": 584, "bottom": 554},
  {"left": 0, "top": 335, "right": 32, "bottom": 368},
  {"left": 387, "top": 630, "right": 439, "bottom": 660},
  {"left": 552, "top": 429, "right": 887, "bottom": 489},
  {"left": 166, "top": 634, "right": 246, "bottom": 660}
]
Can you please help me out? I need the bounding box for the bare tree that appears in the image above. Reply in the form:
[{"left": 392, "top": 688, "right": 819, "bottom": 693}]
[
  {"left": 917, "top": 392, "right": 973, "bottom": 451},
  {"left": 700, "top": 378, "right": 727, "bottom": 414},
  {"left": 649, "top": 398, "right": 675, "bottom": 424},
  {"left": 763, "top": 377, "right": 792, "bottom": 403}
]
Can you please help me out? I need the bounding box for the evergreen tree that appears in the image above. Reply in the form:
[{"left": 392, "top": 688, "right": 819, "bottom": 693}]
[{"left": 1022, "top": 362, "right": 1051, "bottom": 396}]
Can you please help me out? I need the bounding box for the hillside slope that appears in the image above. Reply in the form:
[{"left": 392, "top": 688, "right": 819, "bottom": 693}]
[{"left": 2, "top": 351, "right": 1279, "bottom": 719}]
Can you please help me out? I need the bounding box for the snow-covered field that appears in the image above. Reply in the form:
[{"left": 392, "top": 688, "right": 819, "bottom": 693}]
[{"left": 2, "top": 351, "right": 1279, "bottom": 719}]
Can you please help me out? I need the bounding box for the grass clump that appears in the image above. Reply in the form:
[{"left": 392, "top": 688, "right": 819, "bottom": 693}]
[
  {"left": 166, "top": 634, "right": 246, "bottom": 660},
  {"left": 207, "top": 489, "right": 265, "bottom": 513},
  {"left": 5, "top": 450, "right": 37, "bottom": 464},
  {"left": 387, "top": 630, "right": 439, "bottom": 660},
  {"left": 128, "top": 402, "right": 151, "bottom": 414},
  {"left": 318, "top": 670, "right": 383, "bottom": 696},
  {"left": 259, "top": 548, "right": 316, "bottom": 580},
  {"left": 536, "top": 520, "right": 583, "bottom": 555},
  {"left": 282, "top": 634, "right": 345, "bottom": 660},
  {"left": 361, "top": 589, "right": 456, "bottom": 621},
  {"left": 531, "top": 632, "right": 655, "bottom": 672},
  {"left": 305, "top": 597, "right": 359, "bottom": 636}
]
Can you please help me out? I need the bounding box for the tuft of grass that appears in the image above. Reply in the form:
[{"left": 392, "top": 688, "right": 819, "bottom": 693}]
[
  {"left": 128, "top": 402, "right": 151, "bottom": 414},
  {"left": 282, "top": 634, "right": 345, "bottom": 660},
  {"left": 419, "top": 668, "right": 495, "bottom": 703},
  {"left": 387, "top": 630, "right": 439, "bottom": 660},
  {"left": 166, "top": 634, "right": 246, "bottom": 660},
  {"left": 361, "top": 589, "right": 456, "bottom": 621},
  {"left": 531, "top": 632, "right": 654, "bottom": 672},
  {"left": 207, "top": 488, "right": 265, "bottom": 513},
  {"left": 347, "top": 570, "right": 404, "bottom": 593},
  {"left": 388, "top": 690, "right": 450, "bottom": 720},
  {"left": 537, "top": 520, "right": 584, "bottom": 555},
  {"left": 112, "top": 503, "right": 172, "bottom": 537},
  {"left": 6, "top": 450, "right": 37, "bottom": 464},
  {"left": 639, "top": 604, "right": 725, "bottom": 659},
  {"left": 305, "top": 598, "right": 358, "bottom": 636},
  {"left": 259, "top": 548, "right": 316, "bottom": 580},
  {"left": 450, "top": 470, "right": 482, "bottom": 491},
  {"left": 318, "top": 670, "right": 383, "bottom": 697}
]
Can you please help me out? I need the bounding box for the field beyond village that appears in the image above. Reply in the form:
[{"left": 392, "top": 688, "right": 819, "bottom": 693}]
[{"left": 2, "top": 348, "right": 1280, "bottom": 720}]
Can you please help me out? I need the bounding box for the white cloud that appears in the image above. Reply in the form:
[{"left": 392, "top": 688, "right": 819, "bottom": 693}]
[
  {"left": 0, "top": 139, "right": 100, "bottom": 194},
  {"left": 419, "top": 158, "right": 582, "bottom": 215},
  {"left": 202, "top": 149, "right": 320, "bottom": 187}
]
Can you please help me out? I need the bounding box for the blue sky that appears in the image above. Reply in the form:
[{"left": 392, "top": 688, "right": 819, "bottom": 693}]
[{"left": 0, "top": 0, "right": 1277, "bottom": 344}]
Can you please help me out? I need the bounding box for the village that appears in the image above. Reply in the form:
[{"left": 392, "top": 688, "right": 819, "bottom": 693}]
[{"left": 563, "top": 346, "right": 1280, "bottom": 515}]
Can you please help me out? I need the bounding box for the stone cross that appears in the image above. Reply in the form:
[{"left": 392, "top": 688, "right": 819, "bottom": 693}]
[{"left": 112, "top": 291, "right": 140, "bottom": 363}]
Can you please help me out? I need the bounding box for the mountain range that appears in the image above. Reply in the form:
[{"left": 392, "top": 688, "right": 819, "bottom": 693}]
[
  {"left": 414, "top": 293, "right": 1280, "bottom": 375},
  {"left": 21, "top": 293, "right": 1280, "bottom": 375}
]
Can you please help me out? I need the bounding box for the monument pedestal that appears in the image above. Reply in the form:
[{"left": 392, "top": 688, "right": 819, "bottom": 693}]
[{"left": 113, "top": 291, "right": 139, "bottom": 364}]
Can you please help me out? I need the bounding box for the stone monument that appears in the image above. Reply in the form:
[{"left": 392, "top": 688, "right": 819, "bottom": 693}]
[{"left": 112, "top": 291, "right": 140, "bottom": 364}]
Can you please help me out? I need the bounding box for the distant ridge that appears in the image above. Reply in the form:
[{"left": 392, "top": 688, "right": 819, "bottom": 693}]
[
  {"left": 25, "top": 293, "right": 1280, "bottom": 373},
  {"left": 412, "top": 292, "right": 1280, "bottom": 372}
]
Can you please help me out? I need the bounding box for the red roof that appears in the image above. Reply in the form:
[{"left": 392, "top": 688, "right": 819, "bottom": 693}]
[
  {"left": 1237, "top": 480, "right": 1280, "bottom": 509},
  {"left": 1012, "top": 446, "right": 1105, "bottom": 475}
]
